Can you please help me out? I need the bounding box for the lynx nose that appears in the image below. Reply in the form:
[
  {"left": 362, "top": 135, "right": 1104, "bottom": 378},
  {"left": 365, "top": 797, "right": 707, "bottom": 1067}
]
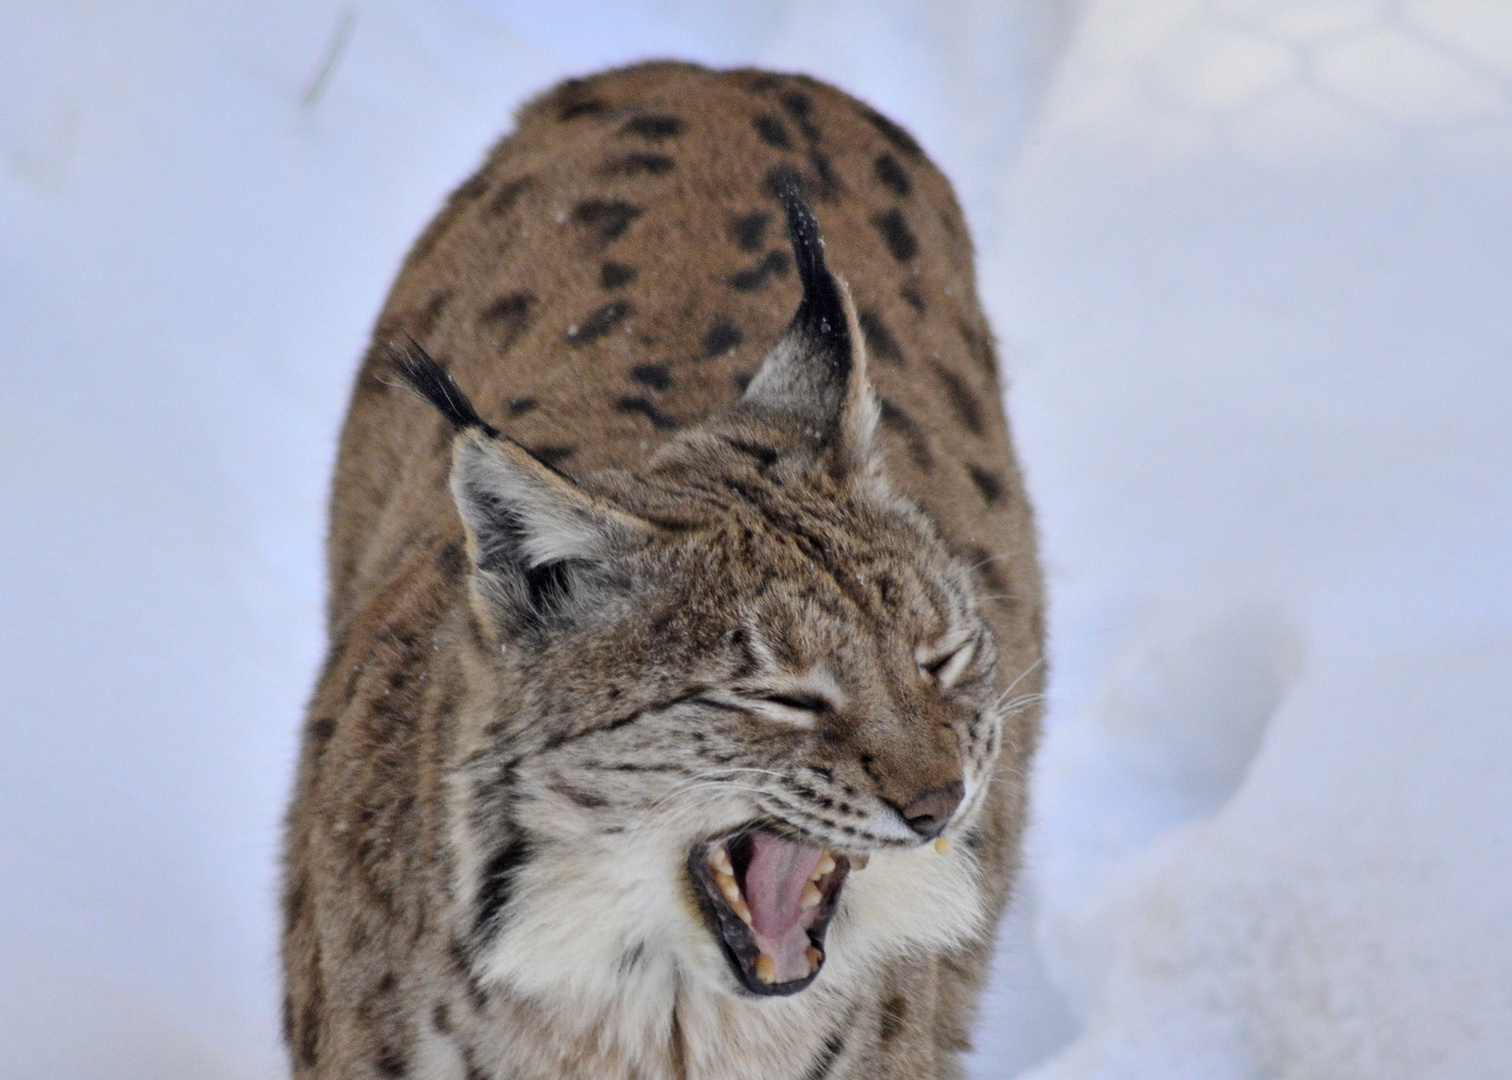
[{"left": 898, "top": 781, "right": 964, "bottom": 838}]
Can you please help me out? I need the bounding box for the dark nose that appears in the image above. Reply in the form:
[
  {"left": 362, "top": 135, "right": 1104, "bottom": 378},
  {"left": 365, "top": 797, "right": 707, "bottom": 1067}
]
[{"left": 897, "top": 781, "right": 964, "bottom": 838}]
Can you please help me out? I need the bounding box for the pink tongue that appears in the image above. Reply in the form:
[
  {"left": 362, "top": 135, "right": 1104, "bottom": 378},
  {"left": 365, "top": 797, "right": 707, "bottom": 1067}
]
[{"left": 745, "top": 832, "right": 823, "bottom": 937}]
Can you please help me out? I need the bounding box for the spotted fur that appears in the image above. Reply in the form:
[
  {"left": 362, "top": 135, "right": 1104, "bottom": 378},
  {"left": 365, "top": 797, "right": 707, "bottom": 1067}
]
[{"left": 284, "top": 62, "right": 1044, "bottom": 1080}]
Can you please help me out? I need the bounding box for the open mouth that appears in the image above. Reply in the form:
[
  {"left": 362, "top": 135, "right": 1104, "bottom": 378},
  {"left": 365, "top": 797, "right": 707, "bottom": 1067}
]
[{"left": 688, "top": 827, "right": 852, "bottom": 995}]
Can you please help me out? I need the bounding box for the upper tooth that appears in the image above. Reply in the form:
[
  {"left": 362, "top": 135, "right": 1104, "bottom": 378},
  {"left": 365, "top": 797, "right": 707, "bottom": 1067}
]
[
  {"left": 717, "top": 872, "right": 741, "bottom": 906},
  {"left": 814, "top": 852, "right": 836, "bottom": 878},
  {"left": 800, "top": 882, "right": 823, "bottom": 910},
  {"left": 710, "top": 846, "right": 734, "bottom": 876},
  {"left": 851, "top": 853, "right": 870, "bottom": 871},
  {"left": 731, "top": 896, "right": 752, "bottom": 925}
]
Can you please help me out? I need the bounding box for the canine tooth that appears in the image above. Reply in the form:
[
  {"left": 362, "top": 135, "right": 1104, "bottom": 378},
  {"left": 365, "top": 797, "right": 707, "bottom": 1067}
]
[
  {"left": 851, "top": 853, "right": 870, "bottom": 871},
  {"left": 732, "top": 897, "right": 753, "bottom": 925},
  {"left": 800, "top": 882, "right": 823, "bottom": 910},
  {"left": 710, "top": 846, "right": 734, "bottom": 876},
  {"left": 806, "top": 945, "right": 823, "bottom": 972},
  {"left": 815, "top": 852, "right": 836, "bottom": 877},
  {"left": 718, "top": 874, "right": 741, "bottom": 906},
  {"left": 755, "top": 955, "right": 776, "bottom": 985},
  {"left": 934, "top": 836, "right": 952, "bottom": 855}
]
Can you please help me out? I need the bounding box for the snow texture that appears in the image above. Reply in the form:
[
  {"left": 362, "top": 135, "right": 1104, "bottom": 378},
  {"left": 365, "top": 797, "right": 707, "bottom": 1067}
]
[{"left": 1, "top": 2, "right": 1508, "bottom": 1078}]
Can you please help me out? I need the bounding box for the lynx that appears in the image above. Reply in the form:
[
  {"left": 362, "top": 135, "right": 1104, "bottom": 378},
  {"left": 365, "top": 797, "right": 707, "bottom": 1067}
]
[{"left": 283, "top": 62, "right": 1043, "bottom": 1080}]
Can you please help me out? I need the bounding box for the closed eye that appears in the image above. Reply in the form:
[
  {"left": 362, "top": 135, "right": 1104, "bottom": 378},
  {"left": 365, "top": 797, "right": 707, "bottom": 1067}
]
[
  {"left": 917, "top": 633, "right": 978, "bottom": 691},
  {"left": 758, "top": 692, "right": 831, "bottom": 713}
]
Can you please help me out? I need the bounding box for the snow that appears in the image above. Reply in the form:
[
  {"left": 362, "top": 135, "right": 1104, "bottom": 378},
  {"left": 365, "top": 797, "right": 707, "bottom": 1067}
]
[{"left": 2, "top": 2, "right": 1507, "bottom": 1078}]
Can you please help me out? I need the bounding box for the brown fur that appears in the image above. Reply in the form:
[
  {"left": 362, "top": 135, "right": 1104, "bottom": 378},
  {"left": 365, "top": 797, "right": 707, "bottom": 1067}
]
[{"left": 284, "top": 62, "right": 1043, "bottom": 1079}]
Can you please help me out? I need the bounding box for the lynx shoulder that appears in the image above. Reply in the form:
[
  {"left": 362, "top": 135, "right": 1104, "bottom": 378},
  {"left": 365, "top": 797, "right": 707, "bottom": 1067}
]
[{"left": 284, "top": 61, "right": 1043, "bottom": 1080}]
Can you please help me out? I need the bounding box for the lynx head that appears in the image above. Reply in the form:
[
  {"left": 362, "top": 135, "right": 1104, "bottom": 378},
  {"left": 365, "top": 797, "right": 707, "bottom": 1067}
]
[{"left": 393, "top": 182, "right": 1009, "bottom": 1020}]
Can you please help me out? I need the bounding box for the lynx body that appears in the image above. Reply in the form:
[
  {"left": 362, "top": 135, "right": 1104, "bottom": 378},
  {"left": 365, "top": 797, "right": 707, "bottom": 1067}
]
[{"left": 283, "top": 62, "right": 1043, "bottom": 1079}]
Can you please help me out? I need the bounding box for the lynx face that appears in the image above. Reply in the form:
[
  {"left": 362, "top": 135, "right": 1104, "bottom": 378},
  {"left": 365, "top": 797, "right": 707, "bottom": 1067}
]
[{"left": 404, "top": 188, "right": 1005, "bottom": 1013}]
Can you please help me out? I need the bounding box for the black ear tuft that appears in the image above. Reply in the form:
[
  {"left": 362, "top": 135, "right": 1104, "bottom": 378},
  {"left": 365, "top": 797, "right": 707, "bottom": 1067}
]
[
  {"left": 388, "top": 337, "right": 500, "bottom": 437},
  {"left": 773, "top": 176, "right": 850, "bottom": 382}
]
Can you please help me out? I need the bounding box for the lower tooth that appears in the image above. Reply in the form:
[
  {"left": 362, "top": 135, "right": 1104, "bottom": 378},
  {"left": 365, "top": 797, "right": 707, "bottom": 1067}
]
[
  {"left": 755, "top": 955, "right": 776, "bottom": 984},
  {"left": 800, "top": 882, "right": 823, "bottom": 909},
  {"left": 806, "top": 945, "right": 823, "bottom": 973},
  {"left": 732, "top": 897, "right": 753, "bottom": 925}
]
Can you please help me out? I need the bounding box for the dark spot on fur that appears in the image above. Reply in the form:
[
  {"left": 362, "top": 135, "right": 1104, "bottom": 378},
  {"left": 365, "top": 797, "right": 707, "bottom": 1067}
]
[
  {"left": 880, "top": 995, "right": 908, "bottom": 1041},
  {"left": 781, "top": 89, "right": 821, "bottom": 140},
  {"left": 530, "top": 445, "right": 576, "bottom": 469},
  {"left": 487, "top": 175, "right": 535, "bottom": 216},
  {"left": 554, "top": 782, "right": 609, "bottom": 809},
  {"left": 281, "top": 993, "right": 294, "bottom": 1043},
  {"left": 733, "top": 371, "right": 754, "bottom": 393},
  {"left": 474, "top": 835, "right": 533, "bottom": 942},
  {"left": 601, "top": 152, "right": 675, "bottom": 177},
  {"left": 557, "top": 82, "right": 607, "bottom": 121},
  {"left": 933, "top": 362, "right": 985, "bottom": 434},
  {"left": 506, "top": 396, "right": 537, "bottom": 416},
  {"left": 747, "top": 73, "right": 782, "bottom": 94},
  {"left": 729, "top": 210, "right": 770, "bottom": 252},
  {"left": 375, "top": 1044, "right": 408, "bottom": 1078},
  {"left": 620, "top": 113, "right": 683, "bottom": 141},
  {"left": 298, "top": 998, "right": 322, "bottom": 1067},
  {"left": 872, "top": 207, "right": 918, "bottom": 262},
  {"left": 878, "top": 397, "right": 933, "bottom": 471},
  {"left": 600, "top": 262, "right": 637, "bottom": 289},
  {"left": 703, "top": 318, "right": 743, "bottom": 357},
  {"left": 431, "top": 1000, "right": 451, "bottom": 1034},
  {"left": 727, "top": 249, "right": 792, "bottom": 292},
  {"left": 808, "top": 150, "right": 841, "bottom": 199},
  {"left": 958, "top": 317, "right": 999, "bottom": 377},
  {"left": 436, "top": 540, "right": 466, "bottom": 582},
  {"left": 874, "top": 152, "right": 911, "bottom": 198},
  {"left": 617, "top": 942, "right": 646, "bottom": 976},
  {"left": 858, "top": 309, "right": 904, "bottom": 366},
  {"left": 407, "top": 289, "right": 451, "bottom": 339},
  {"left": 566, "top": 300, "right": 632, "bottom": 344},
  {"left": 968, "top": 464, "right": 1004, "bottom": 505},
  {"left": 861, "top": 105, "right": 924, "bottom": 158},
  {"left": 615, "top": 396, "right": 679, "bottom": 430},
  {"left": 630, "top": 363, "right": 672, "bottom": 391},
  {"left": 478, "top": 291, "right": 535, "bottom": 352},
  {"left": 900, "top": 282, "right": 926, "bottom": 313},
  {"left": 455, "top": 172, "right": 489, "bottom": 201},
  {"left": 801, "top": 1030, "right": 848, "bottom": 1080},
  {"left": 308, "top": 716, "right": 337, "bottom": 746},
  {"left": 722, "top": 436, "right": 780, "bottom": 469},
  {"left": 559, "top": 99, "right": 606, "bottom": 121},
  {"left": 753, "top": 112, "right": 793, "bottom": 148},
  {"left": 572, "top": 199, "right": 643, "bottom": 247}
]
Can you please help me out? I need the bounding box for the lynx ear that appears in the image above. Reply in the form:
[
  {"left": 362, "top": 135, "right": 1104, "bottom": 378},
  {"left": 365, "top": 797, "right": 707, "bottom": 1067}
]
[
  {"left": 390, "top": 341, "right": 651, "bottom": 635},
  {"left": 741, "top": 178, "right": 879, "bottom": 473}
]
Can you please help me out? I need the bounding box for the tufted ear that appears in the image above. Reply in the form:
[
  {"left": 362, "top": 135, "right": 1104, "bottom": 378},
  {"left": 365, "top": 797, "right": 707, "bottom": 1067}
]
[
  {"left": 390, "top": 341, "right": 652, "bottom": 636},
  {"left": 741, "top": 177, "right": 879, "bottom": 475}
]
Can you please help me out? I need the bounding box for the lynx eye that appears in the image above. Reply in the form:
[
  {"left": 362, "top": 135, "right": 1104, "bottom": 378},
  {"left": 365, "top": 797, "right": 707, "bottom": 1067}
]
[
  {"left": 759, "top": 692, "right": 832, "bottom": 714},
  {"left": 730, "top": 677, "right": 845, "bottom": 728},
  {"left": 917, "top": 633, "right": 977, "bottom": 690}
]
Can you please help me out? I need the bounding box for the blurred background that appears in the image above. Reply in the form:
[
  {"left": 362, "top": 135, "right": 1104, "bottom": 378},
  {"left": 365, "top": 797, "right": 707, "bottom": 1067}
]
[{"left": 2, "top": 2, "right": 1509, "bottom": 1077}]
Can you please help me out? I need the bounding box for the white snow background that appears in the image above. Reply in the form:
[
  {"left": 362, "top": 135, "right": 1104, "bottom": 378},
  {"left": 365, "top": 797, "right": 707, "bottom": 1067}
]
[{"left": 2, "top": 2, "right": 1508, "bottom": 1078}]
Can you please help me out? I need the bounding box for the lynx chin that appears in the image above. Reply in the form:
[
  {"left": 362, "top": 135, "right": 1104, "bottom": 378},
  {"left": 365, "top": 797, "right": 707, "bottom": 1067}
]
[{"left": 283, "top": 61, "right": 1044, "bottom": 1080}]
